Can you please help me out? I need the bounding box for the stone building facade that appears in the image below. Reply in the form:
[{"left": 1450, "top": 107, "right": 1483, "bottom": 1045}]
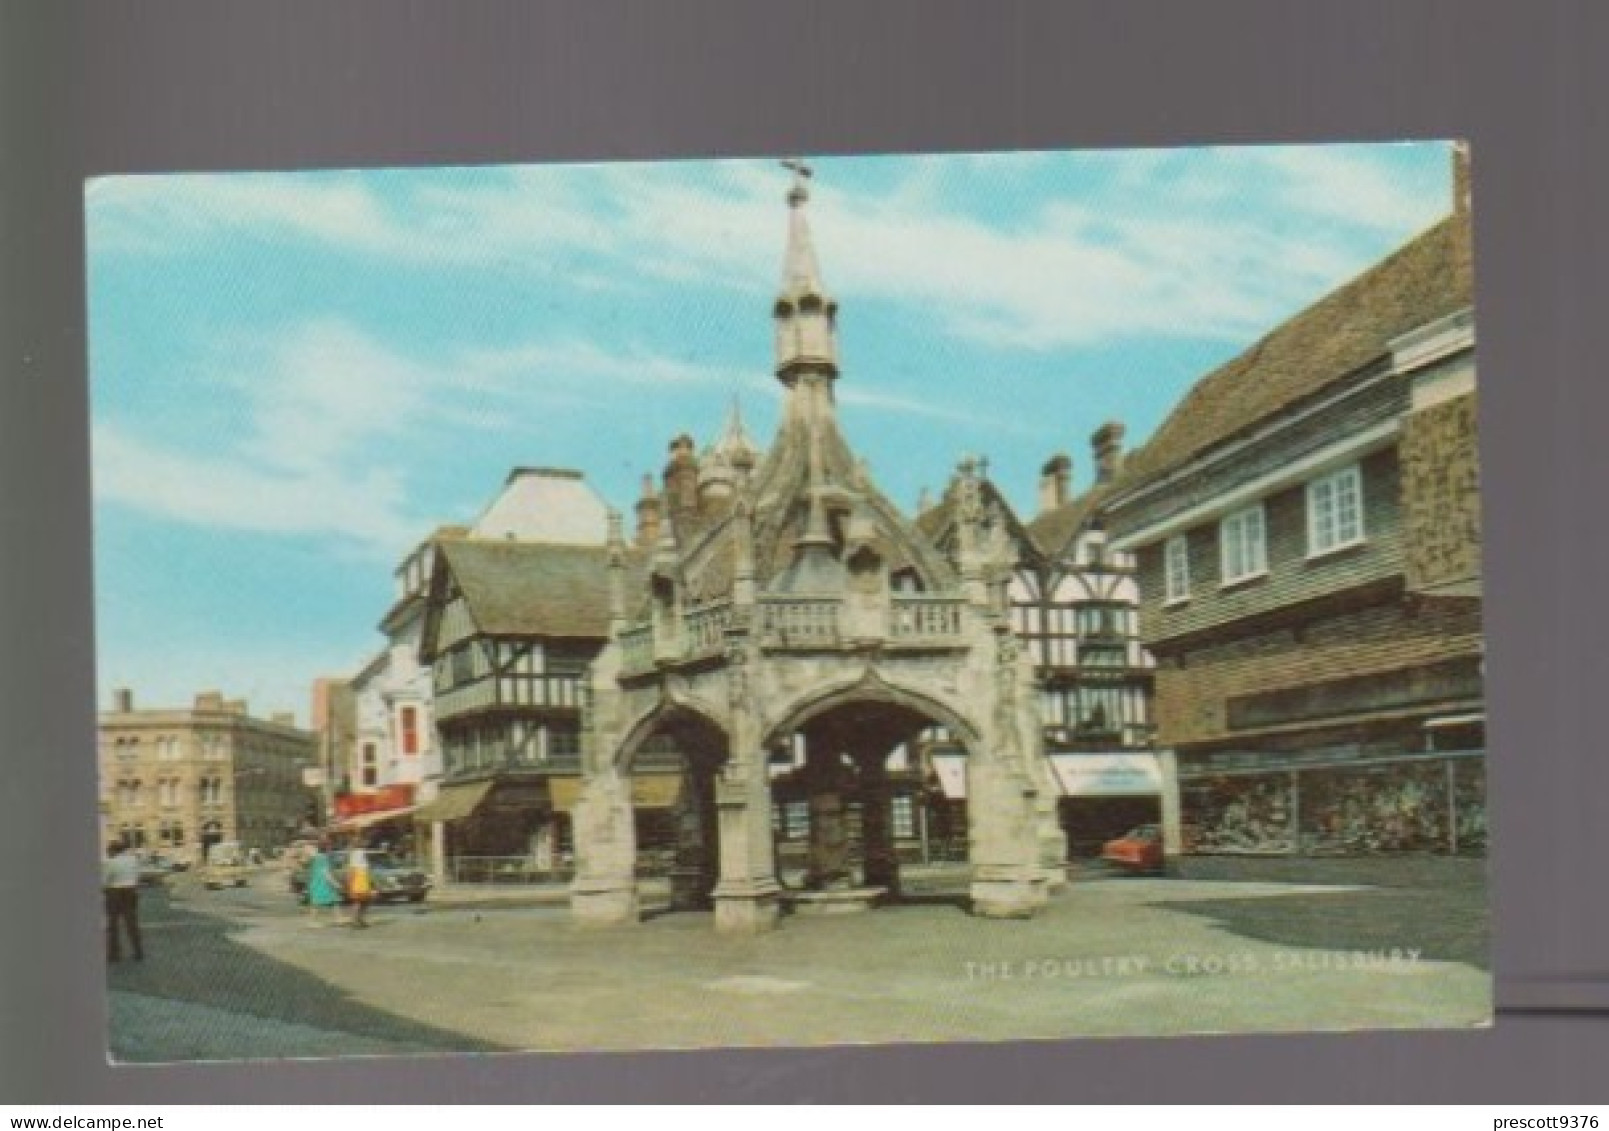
[
  {"left": 1101, "top": 178, "right": 1483, "bottom": 858},
  {"left": 570, "top": 165, "right": 1061, "bottom": 934},
  {"left": 98, "top": 689, "right": 317, "bottom": 862}
]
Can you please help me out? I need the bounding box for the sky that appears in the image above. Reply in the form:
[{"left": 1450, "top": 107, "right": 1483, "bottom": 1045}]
[{"left": 87, "top": 142, "right": 1456, "bottom": 724}]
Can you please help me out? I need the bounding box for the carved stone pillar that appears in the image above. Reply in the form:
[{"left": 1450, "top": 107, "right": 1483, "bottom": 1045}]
[
  {"left": 969, "top": 632, "right": 1049, "bottom": 917},
  {"left": 669, "top": 761, "right": 717, "bottom": 911},
  {"left": 804, "top": 745, "right": 853, "bottom": 890},
  {"left": 711, "top": 757, "right": 781, "bottom": 933},
  {"left": 967, "top": 755, "right": 1047, "bottom": 918},
  {"left": 858, "top": 756, "right": 900, "bottom": 896},
  {"left": 570, "top": 771, "right": 640, "bottom": 926}
]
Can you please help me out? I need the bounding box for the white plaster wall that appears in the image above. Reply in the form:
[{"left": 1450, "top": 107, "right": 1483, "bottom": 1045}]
[{"left": 470, "top": 470, "right": 610, "bottom": 544}]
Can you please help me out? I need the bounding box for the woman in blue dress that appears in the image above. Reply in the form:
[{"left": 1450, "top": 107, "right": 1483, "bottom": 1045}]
[{"left": 305, "top": 839, "right": 345, "bottom": 927}]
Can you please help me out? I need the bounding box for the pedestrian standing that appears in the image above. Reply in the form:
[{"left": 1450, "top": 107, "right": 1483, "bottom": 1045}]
[
  {"left": 346, "top": 845, "right": 374, "bottom": 929},
  {"left": 103, "top": 841, "right": 144, "bottom": 961}
]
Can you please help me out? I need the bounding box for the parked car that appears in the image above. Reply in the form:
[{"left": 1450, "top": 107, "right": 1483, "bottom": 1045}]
[
  {"left": 199, "top": 841, "right": 251, "bottom": 890},
  {"left": 1100, "top": 824, "right": 1165, "bottom": 875},
  {"left": 290, "top": 850, "right": 432, "bottom": 905}
]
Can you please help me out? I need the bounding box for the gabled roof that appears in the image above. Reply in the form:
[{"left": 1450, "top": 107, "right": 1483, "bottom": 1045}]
[
  {"left": 436, "top": 539, "right": 635, "bottom": 640},
  {"left": 1119, "top": 213, "right": 1473, "bottom": 491},
  {"left": 1024, "top": 484, "right": 1112, "bottom": 561},
  {"left": 917, "top": 477, "right": 1048, "bottom": 568}
]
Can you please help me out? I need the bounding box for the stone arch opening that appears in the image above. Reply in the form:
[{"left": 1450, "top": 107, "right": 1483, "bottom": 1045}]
[
  {"left": 766, "top": 683, "right": 983, "bottom": 903},
  {"left": 615, "top": 701, "right": 730, "bottom": 913}
]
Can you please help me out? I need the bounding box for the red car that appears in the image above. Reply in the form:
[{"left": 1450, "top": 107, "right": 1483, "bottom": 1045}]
[{"left": 1100, "top": 824, "right": 1165, "bottom": 874}]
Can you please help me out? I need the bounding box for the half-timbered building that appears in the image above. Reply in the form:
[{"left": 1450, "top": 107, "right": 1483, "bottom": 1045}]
[{"left": 917, "top": 425, "right": 1158, "bottom": 858}]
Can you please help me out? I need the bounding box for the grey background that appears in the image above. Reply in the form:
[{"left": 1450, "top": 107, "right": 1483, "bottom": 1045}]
[{"left": 2, "top": 0, "right": 1605, "bottom": 1103}]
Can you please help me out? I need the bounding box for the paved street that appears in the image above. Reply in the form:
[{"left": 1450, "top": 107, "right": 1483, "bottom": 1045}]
[{"left": 107, "top": 859, "right": 1489, "bottom": 1063}]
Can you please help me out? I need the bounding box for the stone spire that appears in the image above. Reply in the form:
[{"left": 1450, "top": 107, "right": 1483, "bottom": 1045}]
[
  {"left": 773, "top": 159, "right": 839, "bottom": 385},
  {"left": 698, "top": 397, "right": 764, "bottom": 503}
]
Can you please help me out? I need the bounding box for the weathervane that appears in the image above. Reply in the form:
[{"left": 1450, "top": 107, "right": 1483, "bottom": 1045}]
[{"left": 781, "top": 157, "right": 813, "bottom": 204}]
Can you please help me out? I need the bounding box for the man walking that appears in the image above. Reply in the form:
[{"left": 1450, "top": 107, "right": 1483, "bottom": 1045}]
[{"left": 103, "top": 840, "right": 143, "bottom": 961}]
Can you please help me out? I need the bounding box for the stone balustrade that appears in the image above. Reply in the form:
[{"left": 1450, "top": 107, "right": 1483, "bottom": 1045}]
[
  {"left": 618, "top": 592, "right": 967, "bottom": 668},
  {"left": 684, "top": 600, "right": 734, "bottom": 657},
  {"left": 759, "top": 596, "right": 843, "bottom": 647},
  {"left": 889, "top": 595, "right": 965, "bottom": 641},
  {"left": 619, "top": 624, "right": 655, "bottom": 673}
]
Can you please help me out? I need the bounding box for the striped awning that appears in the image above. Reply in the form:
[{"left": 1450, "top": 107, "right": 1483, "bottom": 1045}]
[
  {"left": 411, "top": 780, "right": 495, "bottom": 823},
  {"left": 549, "top": 773, "right": 683, "bottom": 812}
]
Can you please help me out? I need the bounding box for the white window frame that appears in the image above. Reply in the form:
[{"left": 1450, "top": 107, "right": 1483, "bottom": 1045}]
[
  {"left": 1306, "top": 464, "right": 1365, "bottom": 557},
  {"left": 1163, "top": 535, "right": 1191, "bottom": 604},
  {"left": 1219, "top": 504, "right": 1268, "bottom": 585}
]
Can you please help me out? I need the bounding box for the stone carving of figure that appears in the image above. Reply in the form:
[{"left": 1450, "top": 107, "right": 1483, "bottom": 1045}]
[{"left": 993, "top": 633, "right": 1023, "bottom": 761}]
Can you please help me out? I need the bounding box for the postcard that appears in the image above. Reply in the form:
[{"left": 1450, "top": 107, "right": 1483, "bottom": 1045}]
[{"left": 88, "top": 142, "right": 1486, "bottom": 1061}]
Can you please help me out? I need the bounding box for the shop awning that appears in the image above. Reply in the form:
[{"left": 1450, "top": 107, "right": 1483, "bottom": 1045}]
[
  {"left": 1048, "top": 753, "right": 1163, "bottom": 798},
  {"left": 411, "top": 780, "right": 496, "bottom": 823},
  {"left": 549, "top": 773, "right": 683, "bottom": 812},
  {"left": 332, "top": 805, "right": 421, "bottom": 831}
]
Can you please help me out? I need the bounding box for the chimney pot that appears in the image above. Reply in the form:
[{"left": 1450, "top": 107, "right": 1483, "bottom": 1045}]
[
  {"left": 1092, "top": 421, "right": 1126, "bottom": 485},
  {"left": 1038, "top": 452, "right": 1073, "bottom": 514}
]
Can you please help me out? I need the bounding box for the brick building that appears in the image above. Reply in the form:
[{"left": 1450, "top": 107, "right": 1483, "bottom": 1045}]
[
  {"left": 98, "top": 689, "right": 318, "bottom": 862},
  {"left": 1102, "top": 171, "right": 1482, "bottom": 857}
]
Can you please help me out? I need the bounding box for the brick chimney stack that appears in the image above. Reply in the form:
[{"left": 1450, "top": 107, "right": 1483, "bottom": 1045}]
[
  {"left": 663, "top": 433, "right": 700, "bottom": 519},
  {"left": 634, "top": 473, "right": 663, "bottom": 549},
  {"left": 1092, "top": 421, "right": 1126, "bottom": 485},
  {"left": 1038, "top": 452, "right": 1073, "bottom": 515},
  {"left": 112, "top": 688, "right": 133, "bottom": 713}
]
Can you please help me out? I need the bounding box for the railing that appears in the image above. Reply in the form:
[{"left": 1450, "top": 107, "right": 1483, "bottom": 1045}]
[
  {"left": 684, "top": 600, "right": 733, "bottom": 657},
  {"left": 619, "top": 624, "right": 654, "bottom": 673},
  {"left": 436, "top": 675, "right": 583, "bottom": 719},
  {"left": 759, "top": 597, "right": 842, "bottom": 647},
  {"left": 617, "top": 594, "right": 964, "bottom": 662},
  {"left": 497, "top": 673, "right": 584, "bottom": 709},
  {"left": 445, "top": 852, "right": 675, "bottom": 884},
  {"left": 447, "top": 855, "right": 573, "bottom": 885},
  {"left": 434, "top": 680, "right": 497, "bottom": 720},
  {"left": 889, "top": 595, "right": 965, "bottom": 641}
]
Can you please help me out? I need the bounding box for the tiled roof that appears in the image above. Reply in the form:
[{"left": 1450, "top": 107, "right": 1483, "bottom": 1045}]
[
  {"left": 439, "top": 540, "right": 638, "bottom": 639},
  {"left": 1120, "top": 213, "right": 1473, "bottom": 489},
  {"left": 1023, "top": 484, "right": 1111, "bottom": 560}
]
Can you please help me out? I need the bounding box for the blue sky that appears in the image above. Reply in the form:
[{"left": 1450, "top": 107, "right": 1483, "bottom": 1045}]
[{"left": 87, "top": 143, "right": 1456, "bottom": 723}]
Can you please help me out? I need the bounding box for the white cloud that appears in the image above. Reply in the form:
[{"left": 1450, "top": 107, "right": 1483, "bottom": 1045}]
[
  {"left": 92, "top": 319, "right": 771, "bottom": 552},
  {"left": 88, "top": 145, "right": 1451, "bottom": 353},
  {"left": 1248, "top": 144, "right": 1447, "bottom": 234},
  {"left": 93, "top": 422, "right": 420, "bottom": 553}
]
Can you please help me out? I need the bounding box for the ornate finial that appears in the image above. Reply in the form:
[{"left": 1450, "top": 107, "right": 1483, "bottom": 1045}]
[{"left": 781, "top": 158, "right": 813, "bottom": 206}]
